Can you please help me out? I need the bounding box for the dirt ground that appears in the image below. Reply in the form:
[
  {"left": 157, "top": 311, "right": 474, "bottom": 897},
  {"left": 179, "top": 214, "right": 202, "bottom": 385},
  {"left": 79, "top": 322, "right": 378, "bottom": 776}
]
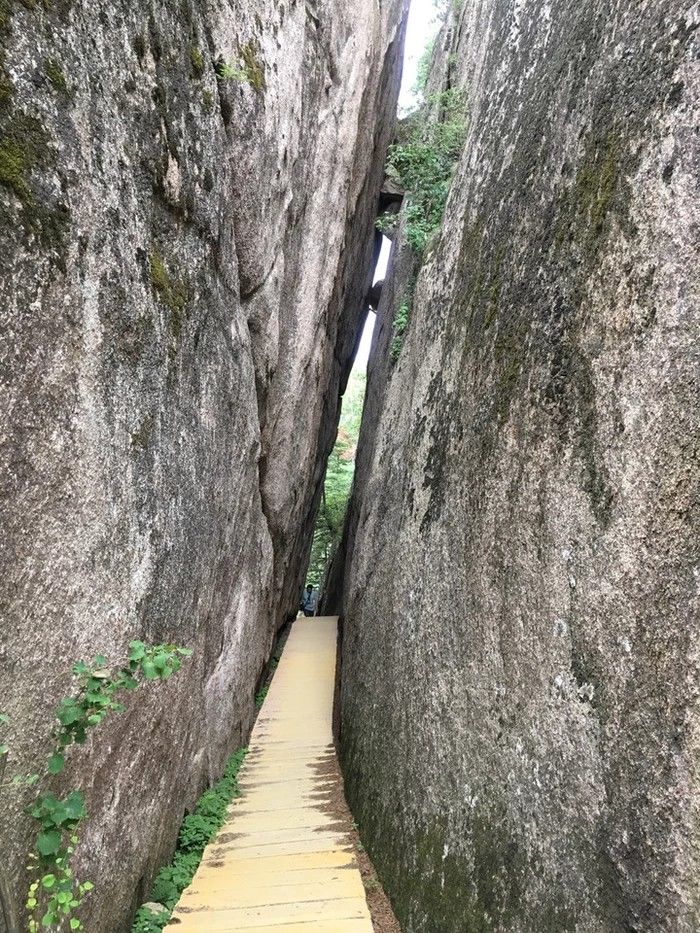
[{"left": 316, "top": 755, "right": 401, "bottom": 933}]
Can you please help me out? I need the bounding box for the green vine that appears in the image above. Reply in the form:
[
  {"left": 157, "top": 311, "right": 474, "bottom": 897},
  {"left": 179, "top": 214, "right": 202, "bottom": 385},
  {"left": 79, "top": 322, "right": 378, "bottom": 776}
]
[{"left": 1, "top": 642, "right": 193, "bottom": 932}]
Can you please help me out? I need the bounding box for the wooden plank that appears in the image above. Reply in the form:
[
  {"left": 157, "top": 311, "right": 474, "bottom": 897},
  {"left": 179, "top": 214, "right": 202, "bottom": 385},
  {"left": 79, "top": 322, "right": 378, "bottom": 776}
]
[{"left": 165, "top": 618, "right": 373, "bottom": 932}]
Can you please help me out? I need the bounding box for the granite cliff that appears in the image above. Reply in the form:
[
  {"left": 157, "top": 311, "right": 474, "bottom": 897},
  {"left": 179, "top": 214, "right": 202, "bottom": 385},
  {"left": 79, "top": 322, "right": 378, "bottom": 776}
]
[
  {"left": 339, "top": 1, "right": 700, "bottom": 930},
  {"left": 0, "top": 0, "right": 407, "bottom": 928}
]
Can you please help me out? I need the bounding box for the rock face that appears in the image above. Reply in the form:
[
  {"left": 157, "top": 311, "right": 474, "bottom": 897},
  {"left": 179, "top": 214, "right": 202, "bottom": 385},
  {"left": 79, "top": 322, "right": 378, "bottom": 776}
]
[
  {"left": 340, "top": 1, "right": 700, "bottom": 930},
  {"left": 0, "top": 0, "right": 407, "bottom": 929}
]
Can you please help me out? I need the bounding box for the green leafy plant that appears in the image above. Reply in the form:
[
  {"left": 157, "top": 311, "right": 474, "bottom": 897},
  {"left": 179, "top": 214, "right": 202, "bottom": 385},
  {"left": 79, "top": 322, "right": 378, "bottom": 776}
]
[
  {"left": 390, "top": 300, "right": 411, "bottom": 364},
  {"left": 214, "top": 58, "right": 247, "bottom": 83},
  {"left": 214, "top": 42, "right": 265, "bottom": 93},
  {"left": 387, "top": 91, "right": 466, "bottom": 254},
  {"left": 131, "top": 748, "right": 247, "bottom": 931},
  {"left": 375, "top": 212, "right": 399, "bottom": 237},
  {"left": 254, "top": 685, "right": 269, "bottom": 709},
  {"left": 1, "top": 642, "right": 192, "bottom": 932},
  {"left": 412, "top": 37, "right": 435, "bottom": 100}
]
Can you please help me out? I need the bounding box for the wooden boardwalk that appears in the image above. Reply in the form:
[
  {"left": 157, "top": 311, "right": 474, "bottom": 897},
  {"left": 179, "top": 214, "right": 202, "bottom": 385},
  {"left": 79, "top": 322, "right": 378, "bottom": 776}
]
[{"left": 166, "top": 617, "right": 373, "bottom": 932}]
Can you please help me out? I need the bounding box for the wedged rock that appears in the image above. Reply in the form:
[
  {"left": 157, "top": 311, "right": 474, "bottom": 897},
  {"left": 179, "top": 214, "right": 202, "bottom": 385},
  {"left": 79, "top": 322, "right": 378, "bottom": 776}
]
[
  {"left": 340, "top": 1, "right": 700, "bottom": 930},
  {"left": 0, "top": 0, "right": 407, "bottom": 929}
]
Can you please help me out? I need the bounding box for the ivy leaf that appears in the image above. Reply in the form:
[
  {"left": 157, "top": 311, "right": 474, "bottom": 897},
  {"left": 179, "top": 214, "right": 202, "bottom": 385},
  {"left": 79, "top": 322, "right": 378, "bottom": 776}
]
[
  {"left": 86, "top": 692, "right": 108, "bottom": 706},
  {"left": 36, "top": 830, "right": 61, "bottom": 857},
  {"left": 70, "top": 920, "right": 81, "bottom": 930},
  {"left": 72, "top": 662, "right": 89, "bottom": 675},
  {"left": 73, "top": 726, "right": 87, "bottom": 745},
  {"left": 57, "top": 701, "right": 82, "bottom": 726},
  {"left": 128, "top": 641, "right": 146, "bottom": 661},
  {"left": 141, "top": 661, "right": 157, "bottom": 680},
  {"left": 63, "top": 792, "right": 85, "bottom": 821},
  {"left": 47, "top": 753, "right": 65, "bottom": 775},
  {"left": 152, "top": 652, "right": 170, "bottom": 673},
  {"left": 0, "top": 713, "right": 9, "bottom": 724},
  {"left": 41, "top": 875, "right": 56, "bottom": 889},
  {"left": 93, "top": 655, "right": 107, "bottom": 668}
]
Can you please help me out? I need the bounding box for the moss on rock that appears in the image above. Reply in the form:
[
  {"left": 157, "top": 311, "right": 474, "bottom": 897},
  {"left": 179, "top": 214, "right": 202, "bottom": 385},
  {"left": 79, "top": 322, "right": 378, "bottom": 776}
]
[
  {"left": 148, "top": 249, "right": 189, "bottom": 358},
  {"left": 189, "top": 45, "right": 204, "bottom": 78},
  {"left": 240, "top": 39, "right": 265, "bottom": 93},
  {"left": 44, "top": 57, "right": 70, "bottom": 95},
  {"left": 0, "top": 111, "right": 51, "bottom": 199}
]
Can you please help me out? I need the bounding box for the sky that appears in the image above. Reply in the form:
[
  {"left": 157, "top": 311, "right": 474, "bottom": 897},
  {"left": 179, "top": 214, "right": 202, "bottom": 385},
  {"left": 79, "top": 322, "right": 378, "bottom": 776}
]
[{"left": 354, "top": 0, "right": 439, "bottom": 370}]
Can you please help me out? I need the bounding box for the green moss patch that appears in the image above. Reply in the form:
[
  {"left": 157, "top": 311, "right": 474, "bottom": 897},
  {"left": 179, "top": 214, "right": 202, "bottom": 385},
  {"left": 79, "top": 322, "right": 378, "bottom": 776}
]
[
  {"left": 0, "top": 66, "right": 12, "bottom": 105},
  {"left": 0, "top": 111, "right": 50, "bottom": 198},
  {"left": 189, "top": 46, "right": 204, "bottom": 78},
  {"left": 0, "top": 0, "right": 13, "bottom": 34},
  {"left": 202, "top": 89, "right": 214, "bottom": 114},
  {"left": 44, "top": 57, "right": 69, "bottom": 95},
  {"left": 148, "top": 250, "right": 189, "bottom": 357},
  {"left": 239, "top": 39, "right": 265, "bottom": 92},
  {"left": 568, "top": 132, "right": 622, "bottom": 260}
]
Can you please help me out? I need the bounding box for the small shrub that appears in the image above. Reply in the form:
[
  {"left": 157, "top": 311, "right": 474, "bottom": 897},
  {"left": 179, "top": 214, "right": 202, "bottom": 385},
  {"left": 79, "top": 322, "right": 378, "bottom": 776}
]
[
  {"left": 412, "top": 37, "right": 435, "bottom": 99},
  {"left": 375, "top": 212, "right": 398, "bottom": 237},
  {"left": 386, "top": 92, "right": 466, "bottom": 254}
]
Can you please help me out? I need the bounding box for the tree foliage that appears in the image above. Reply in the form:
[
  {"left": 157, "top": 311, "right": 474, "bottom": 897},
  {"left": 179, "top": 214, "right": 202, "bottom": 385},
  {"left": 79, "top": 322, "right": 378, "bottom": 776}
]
[{"left": 307, "top": 370, "right": 366, "bottom": 588}]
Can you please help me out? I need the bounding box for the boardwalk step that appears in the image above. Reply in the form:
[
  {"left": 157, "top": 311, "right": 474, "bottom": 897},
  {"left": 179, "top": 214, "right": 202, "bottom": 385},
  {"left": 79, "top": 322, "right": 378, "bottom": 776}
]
[{"left": 165, "top": 618, "right": 374, "bottom": 932}]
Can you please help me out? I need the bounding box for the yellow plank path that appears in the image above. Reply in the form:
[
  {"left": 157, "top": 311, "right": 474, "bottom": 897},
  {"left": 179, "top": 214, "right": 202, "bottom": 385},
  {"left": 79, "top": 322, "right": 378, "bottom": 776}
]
[{"left": 166, "top": 617, "right": 373, "bottom": 932}]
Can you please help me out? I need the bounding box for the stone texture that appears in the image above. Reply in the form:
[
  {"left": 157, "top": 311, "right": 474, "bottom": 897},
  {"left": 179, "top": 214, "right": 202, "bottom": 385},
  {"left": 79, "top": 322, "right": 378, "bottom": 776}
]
[
  {"left": 0, "top": 0, "right": 407, "bottom": 929},
  {"left": 340, "top": 1, "right": 700, "bottom": 930}
]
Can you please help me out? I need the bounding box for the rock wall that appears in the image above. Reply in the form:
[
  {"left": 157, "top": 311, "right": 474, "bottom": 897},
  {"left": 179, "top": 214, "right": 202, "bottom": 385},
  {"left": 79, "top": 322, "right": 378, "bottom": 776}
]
[
  {"left": 340, "top": 1, "right": 700, "bottom": 930},
  {"left": 0, "top": 0, "right": 407, "bottom": 928}
]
